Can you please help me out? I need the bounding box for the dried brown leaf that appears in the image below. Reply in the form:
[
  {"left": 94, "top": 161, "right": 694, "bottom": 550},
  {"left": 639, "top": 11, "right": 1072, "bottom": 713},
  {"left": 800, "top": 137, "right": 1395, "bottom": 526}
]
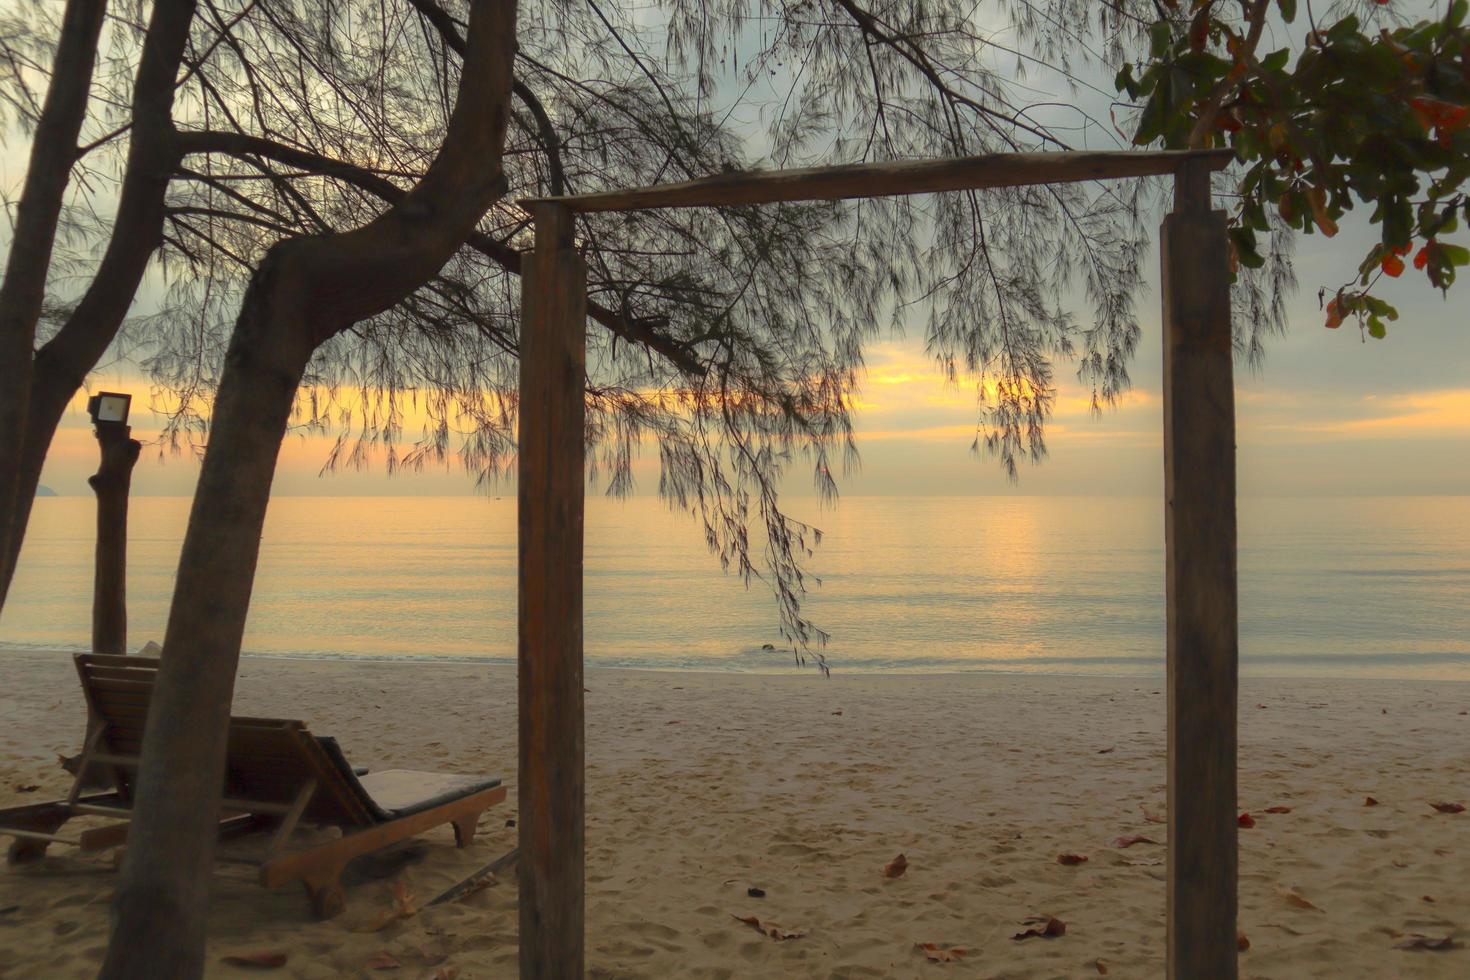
[
  {"left": 1139, "top": 805, "right": 1165, "bottom": 824},
  {"left": 1012, "top": 915, "right": 1066, "bottom": 941},
  {"left": 365, "top": 950, "right": 401, "bottom": 970},
  {"left": 1263, "top": 806, "right": 1292, "bottom": 814},
  {"left": 914, "top": 942, "right": 968, "bottom": 962},
  {"left": 731, "top": 913, "right": 805, "bottom": 940},
  {"left": 419, "top": 970, "right": 459, "bottom": 980},
  {"left": 1237, "top": 931, "right": 1251, "bottom": 951},
  {"left": 1429, "top": 802, "right": 1465, "bottom": 814},
  {"left": 883, "top": 853, "right": 909, "bottom": 878},
  {"left": 1364, "top": 796, "right": 1380, "bottom": 807},
  {"left": 1057, "top": 853, "right": 1088, "bottom": 866},
  {"left": 1280, "top": 889, "right": 1323, "bottom": 912},
  {"left": 1094, "top": 958, "right": 1109, "bottom": 974},
  {"left": 220, "top": 950, "right": 288, "bottom": 969},
  {"left": 1112, "top": 835, "right": 1159, "bottom": 849}
]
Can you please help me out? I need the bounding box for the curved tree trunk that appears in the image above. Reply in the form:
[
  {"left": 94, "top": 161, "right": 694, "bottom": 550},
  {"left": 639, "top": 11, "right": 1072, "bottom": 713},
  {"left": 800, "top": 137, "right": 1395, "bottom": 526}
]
[
  {"left": 0, "top": 0, "right": 196, "bottom": 609},
  {"left": 98, "top": 256, "right": 317, "bottom": 978},
  {"left": 99, "top": 3, "right": 519, "bottom": 975},
  {"left": 0, "top": 0, "right": 107, "bottom": 598}
]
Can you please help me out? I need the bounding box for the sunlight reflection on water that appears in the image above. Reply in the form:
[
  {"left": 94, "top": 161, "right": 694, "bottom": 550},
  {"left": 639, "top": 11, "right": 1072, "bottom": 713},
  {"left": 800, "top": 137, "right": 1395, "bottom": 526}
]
[{"left": 3, "top": 495, "right": 1467, "bottom": 679}]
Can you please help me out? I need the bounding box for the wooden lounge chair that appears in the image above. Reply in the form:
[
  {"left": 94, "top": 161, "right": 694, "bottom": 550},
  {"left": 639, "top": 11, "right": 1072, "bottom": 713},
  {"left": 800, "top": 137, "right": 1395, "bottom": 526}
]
[{"left": 0, "top": 653, "right": 506, "bottom": 917}]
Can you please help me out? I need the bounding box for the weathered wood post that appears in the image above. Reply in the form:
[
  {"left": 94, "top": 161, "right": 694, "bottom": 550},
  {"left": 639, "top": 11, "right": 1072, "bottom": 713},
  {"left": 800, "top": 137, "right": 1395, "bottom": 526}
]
[
  {"left": 518, "top": 201, "right": 587, "bottom": 979},
  {"left": 1162, "top": 159, "right": 1238, "bottom": 979},
  {"left": 89, "top": 419, "right": 141, "bottom": 655}
]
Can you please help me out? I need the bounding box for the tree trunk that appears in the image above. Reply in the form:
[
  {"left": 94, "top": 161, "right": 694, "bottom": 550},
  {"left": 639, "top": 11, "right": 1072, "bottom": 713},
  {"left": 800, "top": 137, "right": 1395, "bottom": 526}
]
[
  {"left": 0, "top": 0, "right": 196, "bottom": 611},
  {"left": 0, "top": 0, "right": 107, "bottom": 599},
  {"left": 99, "top": 3, "right": 519, "bottom": 975},
  {"left": 98, "top": 254, "right": 317, "bottom": 980}
]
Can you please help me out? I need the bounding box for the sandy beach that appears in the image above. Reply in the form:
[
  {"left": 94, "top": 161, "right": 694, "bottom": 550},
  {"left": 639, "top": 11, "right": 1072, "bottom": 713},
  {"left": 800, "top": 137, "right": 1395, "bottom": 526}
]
[{"left": 0, "top": 649, "right": 1466, "bottom": 978}]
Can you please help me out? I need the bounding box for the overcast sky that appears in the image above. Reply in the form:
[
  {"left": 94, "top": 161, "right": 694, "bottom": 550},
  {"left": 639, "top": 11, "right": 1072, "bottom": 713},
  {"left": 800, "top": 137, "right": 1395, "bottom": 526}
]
[{"left": 13, "top": 2, "right": 1469, "bottom": 498}]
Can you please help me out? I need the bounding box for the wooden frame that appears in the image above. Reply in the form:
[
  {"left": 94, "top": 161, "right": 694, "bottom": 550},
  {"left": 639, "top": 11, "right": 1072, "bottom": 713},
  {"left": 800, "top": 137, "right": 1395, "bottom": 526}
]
[{"left": 516, "top": 148, "right": 1239, "bottom": 979}]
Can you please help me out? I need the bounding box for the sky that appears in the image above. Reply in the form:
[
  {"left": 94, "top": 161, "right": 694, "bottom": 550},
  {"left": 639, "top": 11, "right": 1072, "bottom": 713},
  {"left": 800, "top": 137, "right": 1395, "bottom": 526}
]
[{"left": 10, "top": 2, "right": 1470, "bottom": 499}]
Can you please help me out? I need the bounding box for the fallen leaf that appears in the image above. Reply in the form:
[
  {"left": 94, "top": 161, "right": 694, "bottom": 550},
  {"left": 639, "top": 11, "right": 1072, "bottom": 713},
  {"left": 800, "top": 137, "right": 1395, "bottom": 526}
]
[
  {"left": 1012, "top": 915, "right": 1066, "bottom": 940},
  {"left": 1238, "top": 812, "right": 1256, "bottom": 829},
  {"left": 1112, "top": 835, "right": 1159, "bottom": 848},
  {"left": 665, "top": 720, "right": 681, "bottom": 725},
  {"left": 1422, "top": 895, "right": 1435, "bottom": 903},
  {"left": 391, "top": 878, "right": 418, "bottom": 917},
  {"left": 365, "top": 950, "right": 401, "bottom": 970},
  {"left": 1097, "top": 747, "right": 1114, "bottom": 754},
  {"left": 0, "top": 904, "right": 18, "bottom": 916},
  {"left": 1429, "top": 802, "right": 1465, "bottom": 814},
  {"left": 1140, "top": 805, "right": 1165, "bottom": 824},
  {"left": 1281, "top": 889, "right": 1323, "bottom": 912},
  {"left": 747, "top": 887, "right": 765, "bottom": 898},
  {"left": 220, "top": 950, "right": 288, "bottom": 969},
  {"left": 1056, "top": 853, "right": 1088, "bottom": 866},
  {"left": 831, "top": 710, "right": 843, "bottom": 716},
  {"left": 883, "top": 853, "right": 909, "bottom": 878},
  {"left": 914, "top": 942, "right": 967, "bottom": 962},
  {"left": 12, "top": 784, "right": 39, "bottom": 793},
  {"left": 1237, "top": 931, "right": 1250, "bottom": 951},
  {"left": 420, "top": 970, "right": 459, "bottom": 980},
  {"left": 731, "top": 913, "right": 805, "bottom": 940},
  {"left": 1395, "top": 934, "right": 1460, "bottom": 951},
  {"left": 1094, "top": 958, "right": 1109, "bottom": 975},
  {"left": 1364, "top": 797, "right": 1379, "bottom": 807},
  {"left": 1264, "top": 806, "right": 1292, "bottom": 814}
]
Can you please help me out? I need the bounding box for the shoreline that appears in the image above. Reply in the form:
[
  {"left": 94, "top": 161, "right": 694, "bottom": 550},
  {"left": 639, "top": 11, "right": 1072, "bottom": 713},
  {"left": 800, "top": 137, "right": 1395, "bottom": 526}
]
[{"left": 4, "top": 644, "right": 1469, "bottom": 684}]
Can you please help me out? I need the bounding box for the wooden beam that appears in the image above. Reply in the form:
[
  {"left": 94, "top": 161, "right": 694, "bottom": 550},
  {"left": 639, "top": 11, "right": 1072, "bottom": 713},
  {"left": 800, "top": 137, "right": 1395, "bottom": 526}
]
[
  {"left": 518, "top": 201, "right": 587, "bottom": 979},
  {"left": 522, "top": 149, "right": 1233, "bottom": 213},
  {"left": 1162, "top": 159, "right": 1239, "bottom": 980}
]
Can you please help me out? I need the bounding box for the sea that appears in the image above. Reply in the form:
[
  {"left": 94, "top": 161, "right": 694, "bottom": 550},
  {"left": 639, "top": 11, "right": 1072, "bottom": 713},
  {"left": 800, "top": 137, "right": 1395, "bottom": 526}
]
[{"left": 2, "top": 495, "right": 1467, "bottom": 680}]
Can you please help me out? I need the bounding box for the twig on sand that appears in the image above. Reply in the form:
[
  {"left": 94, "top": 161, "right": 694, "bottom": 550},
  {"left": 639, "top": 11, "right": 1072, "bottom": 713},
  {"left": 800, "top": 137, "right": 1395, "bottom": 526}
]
[{"left": 426, "top": 847, "right": 521, "bottom": 907}]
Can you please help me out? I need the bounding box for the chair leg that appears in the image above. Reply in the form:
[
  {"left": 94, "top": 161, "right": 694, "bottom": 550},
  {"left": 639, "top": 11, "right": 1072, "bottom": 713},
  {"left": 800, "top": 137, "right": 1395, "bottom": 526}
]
[
  {"left": 302, "top": 866, "right": 347, "bottom": 919},
  {"left": 7, "top": 838, "right": 50, "bottom": 865},
  {"left": 451, "top": 810, "right": 482, "bottom": 848}
]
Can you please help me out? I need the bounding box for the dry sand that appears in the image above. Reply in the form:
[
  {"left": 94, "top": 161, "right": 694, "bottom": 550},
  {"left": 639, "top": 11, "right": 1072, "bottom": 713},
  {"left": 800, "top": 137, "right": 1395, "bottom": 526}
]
[{"left": 0, "top": 649, "right": 1466, "bottom": 978}]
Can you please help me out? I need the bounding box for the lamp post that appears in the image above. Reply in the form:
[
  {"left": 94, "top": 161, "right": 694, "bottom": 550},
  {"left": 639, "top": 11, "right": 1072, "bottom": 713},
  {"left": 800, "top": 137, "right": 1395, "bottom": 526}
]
[{"left": 86, "top": 392, "right": 140, "bottom": 656}]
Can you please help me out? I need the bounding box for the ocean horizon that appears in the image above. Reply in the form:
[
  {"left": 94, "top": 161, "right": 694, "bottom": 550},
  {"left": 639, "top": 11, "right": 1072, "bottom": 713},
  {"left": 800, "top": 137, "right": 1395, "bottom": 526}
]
[{"left": 3, "top": 494, "right": 1467, "bottom": 680}]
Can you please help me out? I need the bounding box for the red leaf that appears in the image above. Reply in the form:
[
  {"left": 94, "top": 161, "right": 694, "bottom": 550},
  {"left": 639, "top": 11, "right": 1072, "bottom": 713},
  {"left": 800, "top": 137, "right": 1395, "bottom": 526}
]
[
  {"left": 1415, "top": 242, "right": 1435, "bottom": 269},
  {"left": 883, "top": 853, "right": 909, "bottom": 878},
  {"left": 1381, "top": 254, "right": 1405, "bottom": 277},
  {"left": 914, "top": 942, "right": 968, "bottom": 962},
  {"left": 1237, "top": 931, "right": 1251, "bottom": 951},
  {"left": 1429, "top": 802, "right": 1465, "bottom": 814},
  {"left": 1238, "top": 812, "right": 1256, "bottom": 829},
  {"left": 220, "top": 950, "right": 288, "bottom": 970},
  {"left": 1263, "top": 806, "right": 1292, "bottom": 814},
  {"left": 1364, "top": 796, "right": 1380, "bottom": 807},
  {"left": 1056, "top": 853, "right": 1089, "bottom": 866},
  {"left": 1012, "top": 915, "right": 1066, "bottom": 941},
  {"left": 1281, "top": 889, "right": 1323, "bottom": 912},
  {"left": 364, "top": 950, "right": 400, "bottom": 971},
  {"left": 1112, "top": 835, "right": 1159, "bottom": 849}
]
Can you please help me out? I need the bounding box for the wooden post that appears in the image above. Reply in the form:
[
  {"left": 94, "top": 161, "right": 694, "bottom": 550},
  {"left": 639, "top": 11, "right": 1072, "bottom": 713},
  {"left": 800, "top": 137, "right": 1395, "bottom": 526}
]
[
  {"left": 89, "top": 421, "right": 141, "bottom": 655},
  {"left": 1162, "top": 160, "right": 1238, "bottom": 979},
  {"left": 518, "top": 202, "right": 587, "bottom": 979}
]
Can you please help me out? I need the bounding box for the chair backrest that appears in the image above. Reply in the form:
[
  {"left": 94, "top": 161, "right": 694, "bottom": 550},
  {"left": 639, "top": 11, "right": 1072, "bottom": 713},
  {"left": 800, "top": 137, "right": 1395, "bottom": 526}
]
[{"left": 73, "top": 653, "right": 378, "bottom": 827}]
